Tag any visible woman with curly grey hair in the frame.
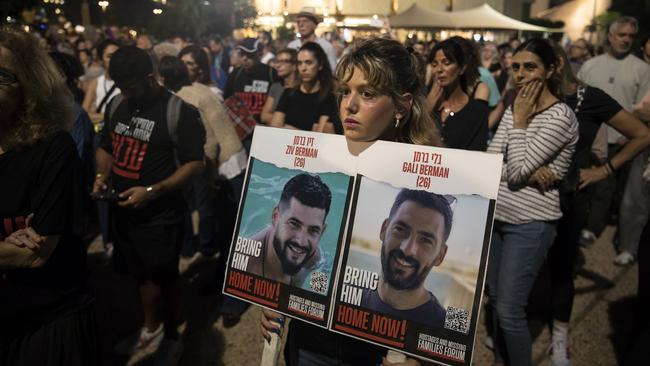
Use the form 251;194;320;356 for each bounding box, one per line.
0;27;97;365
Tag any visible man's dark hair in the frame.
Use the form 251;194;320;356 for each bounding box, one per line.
158;56;190;92
389;189;454;242
109;45;154;83
97;38;119;59
279;173;332;217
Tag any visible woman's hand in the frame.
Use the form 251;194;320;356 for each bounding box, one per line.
513;80;543;128
529;166;558;191
260;308;284;342
579;165;609;190
382;357;421;366
426;80;443;113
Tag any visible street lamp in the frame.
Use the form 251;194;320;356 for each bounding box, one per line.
98;1;109;12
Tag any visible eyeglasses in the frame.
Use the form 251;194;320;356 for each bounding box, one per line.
0;68;17;86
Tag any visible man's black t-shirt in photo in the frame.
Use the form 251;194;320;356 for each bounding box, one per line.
276;88;342;133
0;131;88;336
99;89;206;226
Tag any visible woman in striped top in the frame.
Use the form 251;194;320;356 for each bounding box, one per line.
486;38;578;366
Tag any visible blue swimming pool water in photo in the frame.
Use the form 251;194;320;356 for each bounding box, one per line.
237;159;351;295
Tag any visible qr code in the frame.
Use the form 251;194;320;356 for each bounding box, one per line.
309;271;328;294
444;306;469;333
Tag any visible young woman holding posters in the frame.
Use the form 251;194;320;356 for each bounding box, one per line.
260;37;441;366
486;38;578;366
270;42;342;134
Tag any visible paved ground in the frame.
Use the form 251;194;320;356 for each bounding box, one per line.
90;225;641;365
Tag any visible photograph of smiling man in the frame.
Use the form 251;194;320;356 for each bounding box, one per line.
224;144;353;327
359;188;453;328
246;172;332;287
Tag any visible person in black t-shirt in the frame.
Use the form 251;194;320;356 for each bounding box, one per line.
0;27;98;366
224;38;279;125
360;189;452;328
271;42;342;134
94;46;205;360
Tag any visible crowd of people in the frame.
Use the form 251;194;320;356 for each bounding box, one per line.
1;6;650;366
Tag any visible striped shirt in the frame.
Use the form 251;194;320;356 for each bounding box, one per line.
488;102;578;224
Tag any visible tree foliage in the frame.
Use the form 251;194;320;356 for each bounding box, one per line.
147;0;256;40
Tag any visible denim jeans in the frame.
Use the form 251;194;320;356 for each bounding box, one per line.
487;220;557;366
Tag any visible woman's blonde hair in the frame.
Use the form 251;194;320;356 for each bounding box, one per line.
0;26;73;151
336;37;441;147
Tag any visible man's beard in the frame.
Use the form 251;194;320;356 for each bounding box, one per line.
273;234;313;275
381;247;432;290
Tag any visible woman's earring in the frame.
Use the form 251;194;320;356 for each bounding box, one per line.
395;115;401;128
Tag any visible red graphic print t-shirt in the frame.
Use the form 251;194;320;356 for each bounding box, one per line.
99;90;205;225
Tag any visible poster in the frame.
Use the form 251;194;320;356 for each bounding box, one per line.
330;140;502;365
223;126;355;327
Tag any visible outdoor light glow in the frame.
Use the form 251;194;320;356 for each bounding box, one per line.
55;8;61;14
75;25;85;33
473;33;481;41
256;15;284;27
161;0;167;4
343;17;371;26
129;30;137;37
153;8;163;15
98;1;109;12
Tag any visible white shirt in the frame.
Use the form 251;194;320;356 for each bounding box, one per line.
95;74;121;113
578;53;650;143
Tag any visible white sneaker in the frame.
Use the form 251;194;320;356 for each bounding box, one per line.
114;323;164;357
614;251;635;266
548;339;571;366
